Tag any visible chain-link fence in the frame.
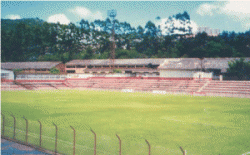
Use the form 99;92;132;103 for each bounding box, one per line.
1;113;190;155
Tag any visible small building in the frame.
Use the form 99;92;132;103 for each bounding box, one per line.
158;58;201;79
1;61;65;74
1;69;14;81
158;58;213;80
158;58;250;80
203;58;250;80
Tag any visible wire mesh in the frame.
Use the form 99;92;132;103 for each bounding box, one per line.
15;117;26;142
4;114;15;139
57;126;74;155
151;145;178;155
28;120;40;147
75;129;94;155
96;134;119;155
41;124;57;152
1;115;4;136
121;134;148;155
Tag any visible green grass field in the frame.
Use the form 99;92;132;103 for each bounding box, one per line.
1;90;250;155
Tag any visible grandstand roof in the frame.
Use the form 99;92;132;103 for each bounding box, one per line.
159;58;250;73
203;58;250;72
158;58;201;70
66;59;166;66
1;61;62;70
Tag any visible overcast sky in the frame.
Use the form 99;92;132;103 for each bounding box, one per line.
2;1;250;33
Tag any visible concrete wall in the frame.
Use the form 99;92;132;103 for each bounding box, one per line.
16;74;67;80
160;70;213;79
1;69;14;80
67;74;93;78
160;70;196;78
67;73;131;78
193;72;213;79
106;74;130;77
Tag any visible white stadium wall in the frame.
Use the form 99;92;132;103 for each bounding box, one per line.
16;74;67;80
67;74;93;79
1;69;14;81
67;73;130;79
193;72;213;80
160;70;196;78
159;70;213;80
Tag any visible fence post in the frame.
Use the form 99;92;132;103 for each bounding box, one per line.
70;126;76;155
23;117;28;144
116;134;121;155
145;139;150;155
38;120;42;148
1;114;5;136
11;115;16;140
53;123;58;155
91;129;97;155
180;146;186;155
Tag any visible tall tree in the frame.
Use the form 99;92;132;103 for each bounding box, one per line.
227;58;250;80
165;11;192;36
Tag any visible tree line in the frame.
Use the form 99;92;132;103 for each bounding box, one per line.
2;12;250;63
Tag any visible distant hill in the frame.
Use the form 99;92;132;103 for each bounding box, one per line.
1;18;45;31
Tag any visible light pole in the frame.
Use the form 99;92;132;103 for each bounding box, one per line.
107;9;117;71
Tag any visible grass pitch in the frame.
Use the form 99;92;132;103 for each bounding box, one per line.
1;90;250;155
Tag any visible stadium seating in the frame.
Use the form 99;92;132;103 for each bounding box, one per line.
1;81;71;90
1;82;26;91
2;78;249;98
66;78;209;93
200;80;250;95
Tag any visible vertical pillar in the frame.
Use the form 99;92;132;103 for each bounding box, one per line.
116;134;121;155
1;114;5;136
70;126;76;155
180;146;186;155
11;115;16;140
53;123;58;155
91;129;97;155
38;120;42;148
145;139;150;155
23;117;28;144
220;75;223;81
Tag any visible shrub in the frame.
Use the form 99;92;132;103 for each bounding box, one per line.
227;58;250;80
113;69;122;73
50;67;60;74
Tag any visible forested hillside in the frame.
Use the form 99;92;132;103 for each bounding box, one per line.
2;13;250;63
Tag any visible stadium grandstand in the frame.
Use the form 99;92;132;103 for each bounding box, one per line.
65;58;250;80
1;58;250;98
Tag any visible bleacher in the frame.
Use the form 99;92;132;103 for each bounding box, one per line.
1;82;26;91
1;81;71;90
25;81;71;90
67;78;209;93
200;81;250;96
2;78;249;98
